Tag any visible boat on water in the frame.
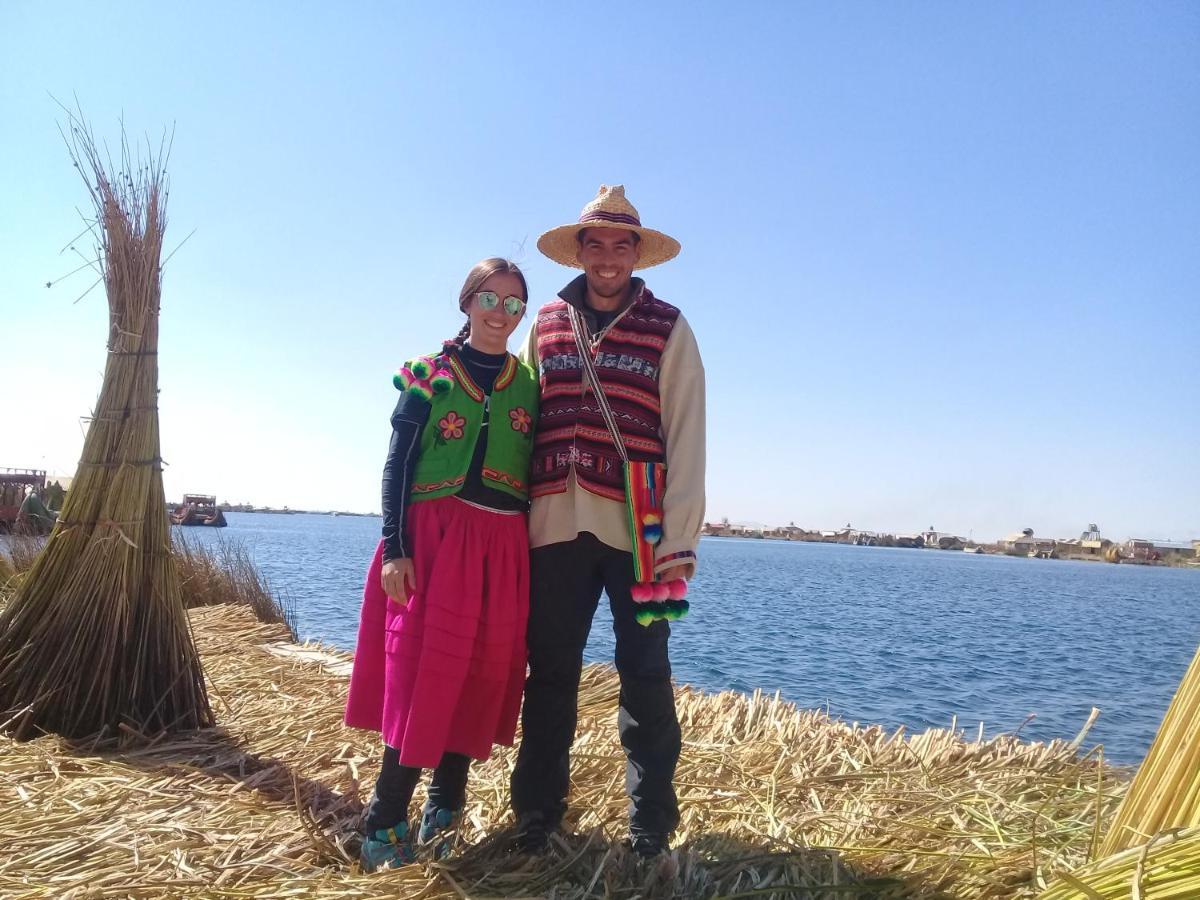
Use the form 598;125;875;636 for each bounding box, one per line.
171;494;228;527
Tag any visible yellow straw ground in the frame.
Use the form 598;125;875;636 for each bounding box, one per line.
0;604;1128;898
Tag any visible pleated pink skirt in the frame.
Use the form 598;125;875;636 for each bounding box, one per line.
344;496;529;767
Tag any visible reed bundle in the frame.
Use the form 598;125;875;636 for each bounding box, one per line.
1038;827;1200;899
0;602;1124;898
1036;642;1200;897
0;116;211;740
1098;643;1200;855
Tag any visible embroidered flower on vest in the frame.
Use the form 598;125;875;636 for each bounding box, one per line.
509;407;532;434
436;411;467;443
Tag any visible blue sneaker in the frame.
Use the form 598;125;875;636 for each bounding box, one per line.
360;821;415;872
418;805;461;859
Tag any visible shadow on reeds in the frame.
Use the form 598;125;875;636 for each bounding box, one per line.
68;724;361;867
436;826;912;899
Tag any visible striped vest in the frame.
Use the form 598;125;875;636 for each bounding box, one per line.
530;286;680;501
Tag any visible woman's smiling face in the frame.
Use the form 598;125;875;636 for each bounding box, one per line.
467;271;526;353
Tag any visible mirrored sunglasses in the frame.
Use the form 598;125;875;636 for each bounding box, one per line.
475;291;526;316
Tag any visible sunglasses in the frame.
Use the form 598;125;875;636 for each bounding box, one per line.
475;291;526;316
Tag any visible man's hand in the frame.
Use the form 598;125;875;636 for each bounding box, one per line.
381;558;415;604
658;564;690;584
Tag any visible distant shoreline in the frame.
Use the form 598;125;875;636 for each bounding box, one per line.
167;505;382;519
702;531;1200;569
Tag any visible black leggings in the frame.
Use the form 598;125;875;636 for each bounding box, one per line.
363;745;471;831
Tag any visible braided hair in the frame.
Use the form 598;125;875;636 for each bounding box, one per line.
442;257;529;356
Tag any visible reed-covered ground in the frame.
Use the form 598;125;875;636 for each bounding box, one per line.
0;539;1129;898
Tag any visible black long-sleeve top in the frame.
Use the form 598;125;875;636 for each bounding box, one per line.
380;344;526;561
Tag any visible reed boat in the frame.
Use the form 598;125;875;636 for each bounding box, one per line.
171;494;228;527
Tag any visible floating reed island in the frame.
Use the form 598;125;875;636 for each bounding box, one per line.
0;539;1140;899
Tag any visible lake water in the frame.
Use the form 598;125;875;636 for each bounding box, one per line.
176;512;1199;765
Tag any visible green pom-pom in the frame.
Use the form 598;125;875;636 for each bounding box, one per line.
430;371;453;394
635;608;656;627
394;366;416;391
409;382;434;401
665;600;689;621
410;358;433;380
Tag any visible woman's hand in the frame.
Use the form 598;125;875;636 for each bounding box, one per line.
381;558;415;604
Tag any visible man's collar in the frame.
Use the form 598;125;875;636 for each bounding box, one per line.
558;274;645;316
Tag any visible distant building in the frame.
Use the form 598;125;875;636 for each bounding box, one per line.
729;524;764;538
1124;539;1160;562
1073;523;1112;557
767;524;813;541
1000;528;1052;556
921;527;965;551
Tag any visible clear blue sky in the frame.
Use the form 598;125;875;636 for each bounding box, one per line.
2;2;1197;542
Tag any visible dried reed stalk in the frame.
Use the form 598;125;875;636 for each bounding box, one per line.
0;603;1125;898
0;113;211;740
1039;826;1200;899
1097;643;1200;855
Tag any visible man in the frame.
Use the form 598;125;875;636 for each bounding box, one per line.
511;184;706;857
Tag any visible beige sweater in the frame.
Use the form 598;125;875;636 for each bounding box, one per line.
518;306;706;578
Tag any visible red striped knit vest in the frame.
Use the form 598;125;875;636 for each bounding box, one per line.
530;285;680;502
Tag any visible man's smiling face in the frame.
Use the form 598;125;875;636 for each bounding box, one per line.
576;227;641;300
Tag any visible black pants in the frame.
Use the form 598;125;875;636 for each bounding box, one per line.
510;533;681;838
363;745;471;831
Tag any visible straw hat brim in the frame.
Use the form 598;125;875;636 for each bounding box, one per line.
537;222;681;270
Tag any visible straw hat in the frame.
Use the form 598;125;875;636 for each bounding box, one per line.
537;184;681;269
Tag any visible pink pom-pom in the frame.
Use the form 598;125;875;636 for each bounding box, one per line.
630;583;655;603
394;366;416;390
651;582;670;602
666;578;688;600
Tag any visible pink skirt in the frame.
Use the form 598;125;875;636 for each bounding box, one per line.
344;496;529;767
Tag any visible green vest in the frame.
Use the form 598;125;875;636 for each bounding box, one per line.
409;351;539;503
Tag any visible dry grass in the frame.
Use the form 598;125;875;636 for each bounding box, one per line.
0;603;1128;899
174;534;297;640
2;533;295;640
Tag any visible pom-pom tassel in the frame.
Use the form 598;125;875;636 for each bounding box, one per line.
430;369;454;394
394;366;416;391
410;357;433;380
630;583;655;603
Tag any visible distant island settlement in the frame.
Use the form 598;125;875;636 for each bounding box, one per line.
703;520;1200;569
210;502;379;518
3;469;1195;568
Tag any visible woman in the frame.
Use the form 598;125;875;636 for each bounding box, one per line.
345;258;538;871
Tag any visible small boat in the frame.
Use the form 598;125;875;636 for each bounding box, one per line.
171;494;228;527
962;545;983;554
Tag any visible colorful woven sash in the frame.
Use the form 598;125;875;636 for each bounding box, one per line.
567;305;689;626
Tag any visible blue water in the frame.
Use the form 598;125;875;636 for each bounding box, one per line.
177;513;1199;765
